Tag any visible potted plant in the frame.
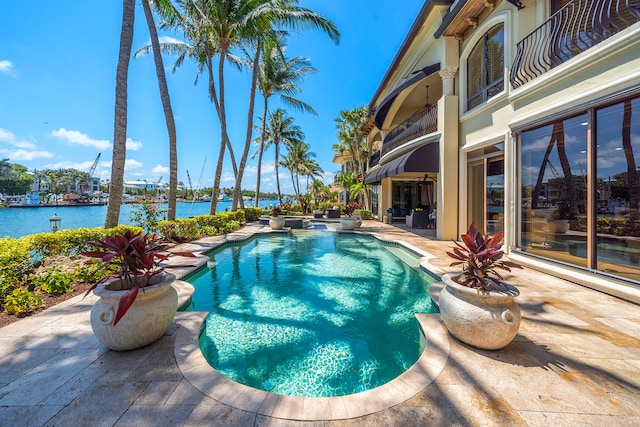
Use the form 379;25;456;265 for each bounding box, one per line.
269;205;285;230
439;223;523;350
548;203;572;234
340;203;357;230
82;231;196;351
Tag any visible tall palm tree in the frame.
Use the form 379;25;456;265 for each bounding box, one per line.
141;0;180;220
622;100;639;221
105;0;136;228
253;36;318;208
261;108;304;203
231;0;340;210
334;105;371;208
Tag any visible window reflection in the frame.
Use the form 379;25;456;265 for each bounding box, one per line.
596;99;640;281
520;114;588;267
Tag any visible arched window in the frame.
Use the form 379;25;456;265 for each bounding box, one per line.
467;24;504;111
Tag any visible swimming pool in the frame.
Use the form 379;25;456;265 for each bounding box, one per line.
188;229;437;397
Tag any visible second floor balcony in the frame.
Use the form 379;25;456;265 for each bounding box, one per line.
381;104;438;158
510;0;640;89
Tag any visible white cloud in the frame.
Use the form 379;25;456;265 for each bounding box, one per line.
152;164;169;174
43;160;94;170
50;128;111;150
221;171;236;183
159;36;185;44
0;60;14;74
0;128;36;149
0;148;54;161
125;159;143;171
126;138;143;151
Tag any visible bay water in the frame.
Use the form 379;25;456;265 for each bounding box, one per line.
0;200;278;239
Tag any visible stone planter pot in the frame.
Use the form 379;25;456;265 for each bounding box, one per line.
269;216;285;230
91;272;178;351
340;217;356;230
438;272;520;350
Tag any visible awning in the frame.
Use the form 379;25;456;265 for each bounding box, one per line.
364;142;439;184
374;63;440;129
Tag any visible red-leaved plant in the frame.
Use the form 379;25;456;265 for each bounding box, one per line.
82;231;196;325
446;223;522;292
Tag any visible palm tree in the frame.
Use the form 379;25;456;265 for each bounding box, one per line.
142;0;178;220
141;0;180;220
231;1;339;210
261;108;304;203
105;0;135;228
622;100;639;221
253;36;318;208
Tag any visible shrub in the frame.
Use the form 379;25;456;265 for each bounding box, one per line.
158;218;200;242
129;202;167;233
4;288;43;315
242;208;263;222
357;209;372;220
0;237;33;287
75;263;113;284
32;267;74;296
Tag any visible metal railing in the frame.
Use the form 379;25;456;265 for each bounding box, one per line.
381;104;438;157
510;0;640;89
368;151;380;169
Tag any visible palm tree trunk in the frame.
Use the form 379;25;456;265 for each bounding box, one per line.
233;41;261;211
532;126;558;210
254;97;269;208
622;100;639;221
105;0;135;229
275;139;282;204
142;0;177;220
210;50;228;215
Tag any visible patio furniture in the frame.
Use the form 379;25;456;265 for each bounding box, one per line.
326;208;340;218
406;209;429;229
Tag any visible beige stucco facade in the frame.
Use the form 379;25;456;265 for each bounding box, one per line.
359;0;640;302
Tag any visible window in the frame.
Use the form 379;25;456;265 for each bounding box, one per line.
518;96;640;283
467;24;504;111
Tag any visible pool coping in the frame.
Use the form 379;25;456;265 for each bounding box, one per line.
172;223;451;421
174;312;449;421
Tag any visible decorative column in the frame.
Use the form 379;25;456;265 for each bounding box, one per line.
439;66;458;96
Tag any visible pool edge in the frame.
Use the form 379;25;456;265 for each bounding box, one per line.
174;311;450;421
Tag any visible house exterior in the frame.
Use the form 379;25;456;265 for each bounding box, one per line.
362;0;640;302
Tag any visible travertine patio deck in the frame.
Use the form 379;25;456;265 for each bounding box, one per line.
1;221;639;426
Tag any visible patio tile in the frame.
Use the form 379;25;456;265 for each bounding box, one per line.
183;402;256;426
0;404;64;427
0;347;61;386
166;378;217;405
44;380;149;427
133;380;180;405
518;411;640;426
114;403;195;427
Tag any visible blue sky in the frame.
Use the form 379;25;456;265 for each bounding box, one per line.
0;1;423;195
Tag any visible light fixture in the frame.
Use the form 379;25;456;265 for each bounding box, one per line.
49;213;61;233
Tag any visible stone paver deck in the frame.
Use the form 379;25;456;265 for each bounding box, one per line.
0;221;639;426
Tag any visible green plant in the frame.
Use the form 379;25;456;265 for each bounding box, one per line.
4;288;43;315
357;209;372;220
447;223;522;292
82;231;196;325
129;202;166;233
241;207;263;222
271;205;282;217
32;267;74;296
75;263;113;284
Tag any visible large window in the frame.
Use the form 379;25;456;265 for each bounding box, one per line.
518;96;640;283
467;24;504;110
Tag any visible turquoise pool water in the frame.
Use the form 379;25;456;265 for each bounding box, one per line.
189;229;437;397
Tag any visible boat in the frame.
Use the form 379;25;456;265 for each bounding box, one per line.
217;194;231;202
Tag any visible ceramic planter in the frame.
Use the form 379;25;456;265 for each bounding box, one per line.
548;219;570;234
340;217;356;230
438;272;520;350
269;217;285;230
91;272;178;351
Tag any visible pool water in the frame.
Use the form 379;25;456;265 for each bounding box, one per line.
189;230;437;397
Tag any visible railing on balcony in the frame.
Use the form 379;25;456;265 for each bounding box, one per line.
510;0;640;89
368;151;380;169
381;104;438;157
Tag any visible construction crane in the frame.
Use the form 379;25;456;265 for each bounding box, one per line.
155;176;163;200
186;170;194;199
88;153;101;177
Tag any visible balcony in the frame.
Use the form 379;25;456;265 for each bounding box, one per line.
510;0;640;89
381;104;438;158
369;151;380;169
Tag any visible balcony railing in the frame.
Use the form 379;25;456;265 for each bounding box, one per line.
510;0;640;89
381;104;438;157
369;151;380;169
